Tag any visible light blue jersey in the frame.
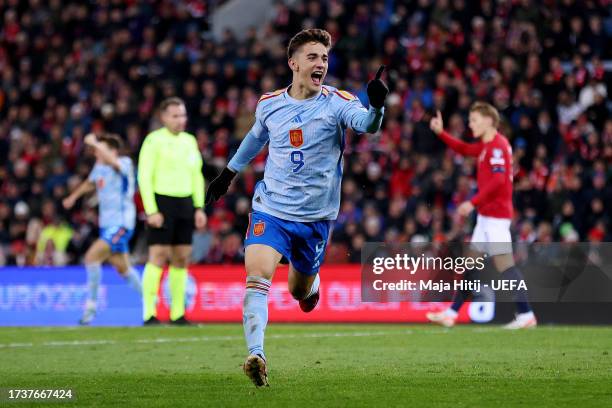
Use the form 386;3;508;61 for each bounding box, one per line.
228;85;384;222
88;156;136;229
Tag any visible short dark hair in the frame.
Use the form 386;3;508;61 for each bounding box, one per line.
159;97;185;112
98;133;123;151
287;28;332;59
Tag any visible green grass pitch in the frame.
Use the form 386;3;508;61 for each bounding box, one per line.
1;324;611;407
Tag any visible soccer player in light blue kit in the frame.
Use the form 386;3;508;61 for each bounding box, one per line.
206;29;388;386
63;133;141;325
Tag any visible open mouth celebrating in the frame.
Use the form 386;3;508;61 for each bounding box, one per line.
311;71;324;86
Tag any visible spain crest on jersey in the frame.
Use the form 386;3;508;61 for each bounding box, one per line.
289;129;303;148
253;221;265;236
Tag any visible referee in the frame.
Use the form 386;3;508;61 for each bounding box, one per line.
138;97;206;324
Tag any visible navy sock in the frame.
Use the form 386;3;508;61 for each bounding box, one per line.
501;266;532;314
450;269;476;312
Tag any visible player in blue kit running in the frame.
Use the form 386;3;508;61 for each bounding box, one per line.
206;28;388;386
63;133;141;325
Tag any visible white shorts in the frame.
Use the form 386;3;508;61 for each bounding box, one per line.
470;214;513;256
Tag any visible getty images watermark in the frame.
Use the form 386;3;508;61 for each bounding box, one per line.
361;242;612;303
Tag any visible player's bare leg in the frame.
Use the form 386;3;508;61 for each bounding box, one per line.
492;254;537;329
491;253;514;273
242;244;281;387
80;239;111;325
142;245;170;324
168;245;192;324
108;253;142;294
288;265;320;312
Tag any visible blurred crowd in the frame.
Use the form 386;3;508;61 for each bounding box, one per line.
0;0;610;266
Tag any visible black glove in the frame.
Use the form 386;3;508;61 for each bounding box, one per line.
205;167;236;205
367;65;389;109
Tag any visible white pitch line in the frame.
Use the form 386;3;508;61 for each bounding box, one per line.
0;330;411;350
44;339;118;347
0;326;520;350
0;342;34;348
0;326;82;335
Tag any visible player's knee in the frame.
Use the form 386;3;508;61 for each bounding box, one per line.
84;251;98;265
150;256;166;268
114;263;128;275
245;265;273;280
170;254;190;269
171;259;189;269
149;249;170;267
493;254;514;272
245;259;274;280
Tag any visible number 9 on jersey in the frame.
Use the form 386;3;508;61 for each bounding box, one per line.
291;150;304;172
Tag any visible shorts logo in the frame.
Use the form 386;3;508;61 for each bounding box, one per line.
289;129;303;148
111;228;125;244
253;221;265;237
315;240;326;257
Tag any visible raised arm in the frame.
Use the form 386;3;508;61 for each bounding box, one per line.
85;134;121;171
337;65;388;134
339;102;385;134
430;111;483;157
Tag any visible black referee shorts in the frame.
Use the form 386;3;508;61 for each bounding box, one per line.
146;194;195;246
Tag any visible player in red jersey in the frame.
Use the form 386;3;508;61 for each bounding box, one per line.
427;102;537;329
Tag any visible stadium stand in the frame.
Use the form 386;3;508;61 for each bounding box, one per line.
0;0;610;266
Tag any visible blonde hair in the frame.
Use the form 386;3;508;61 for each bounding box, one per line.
470;102;500;128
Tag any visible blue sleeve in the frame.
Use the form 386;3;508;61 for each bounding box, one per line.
227;104;269;172
118;157;132;176
336;98;384;134
87;164;100;182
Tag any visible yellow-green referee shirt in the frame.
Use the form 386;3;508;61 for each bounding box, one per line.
138;127;205;215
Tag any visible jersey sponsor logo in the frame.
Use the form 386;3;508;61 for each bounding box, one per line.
289;129;304;148
253;221;265;237
490;148;505;165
